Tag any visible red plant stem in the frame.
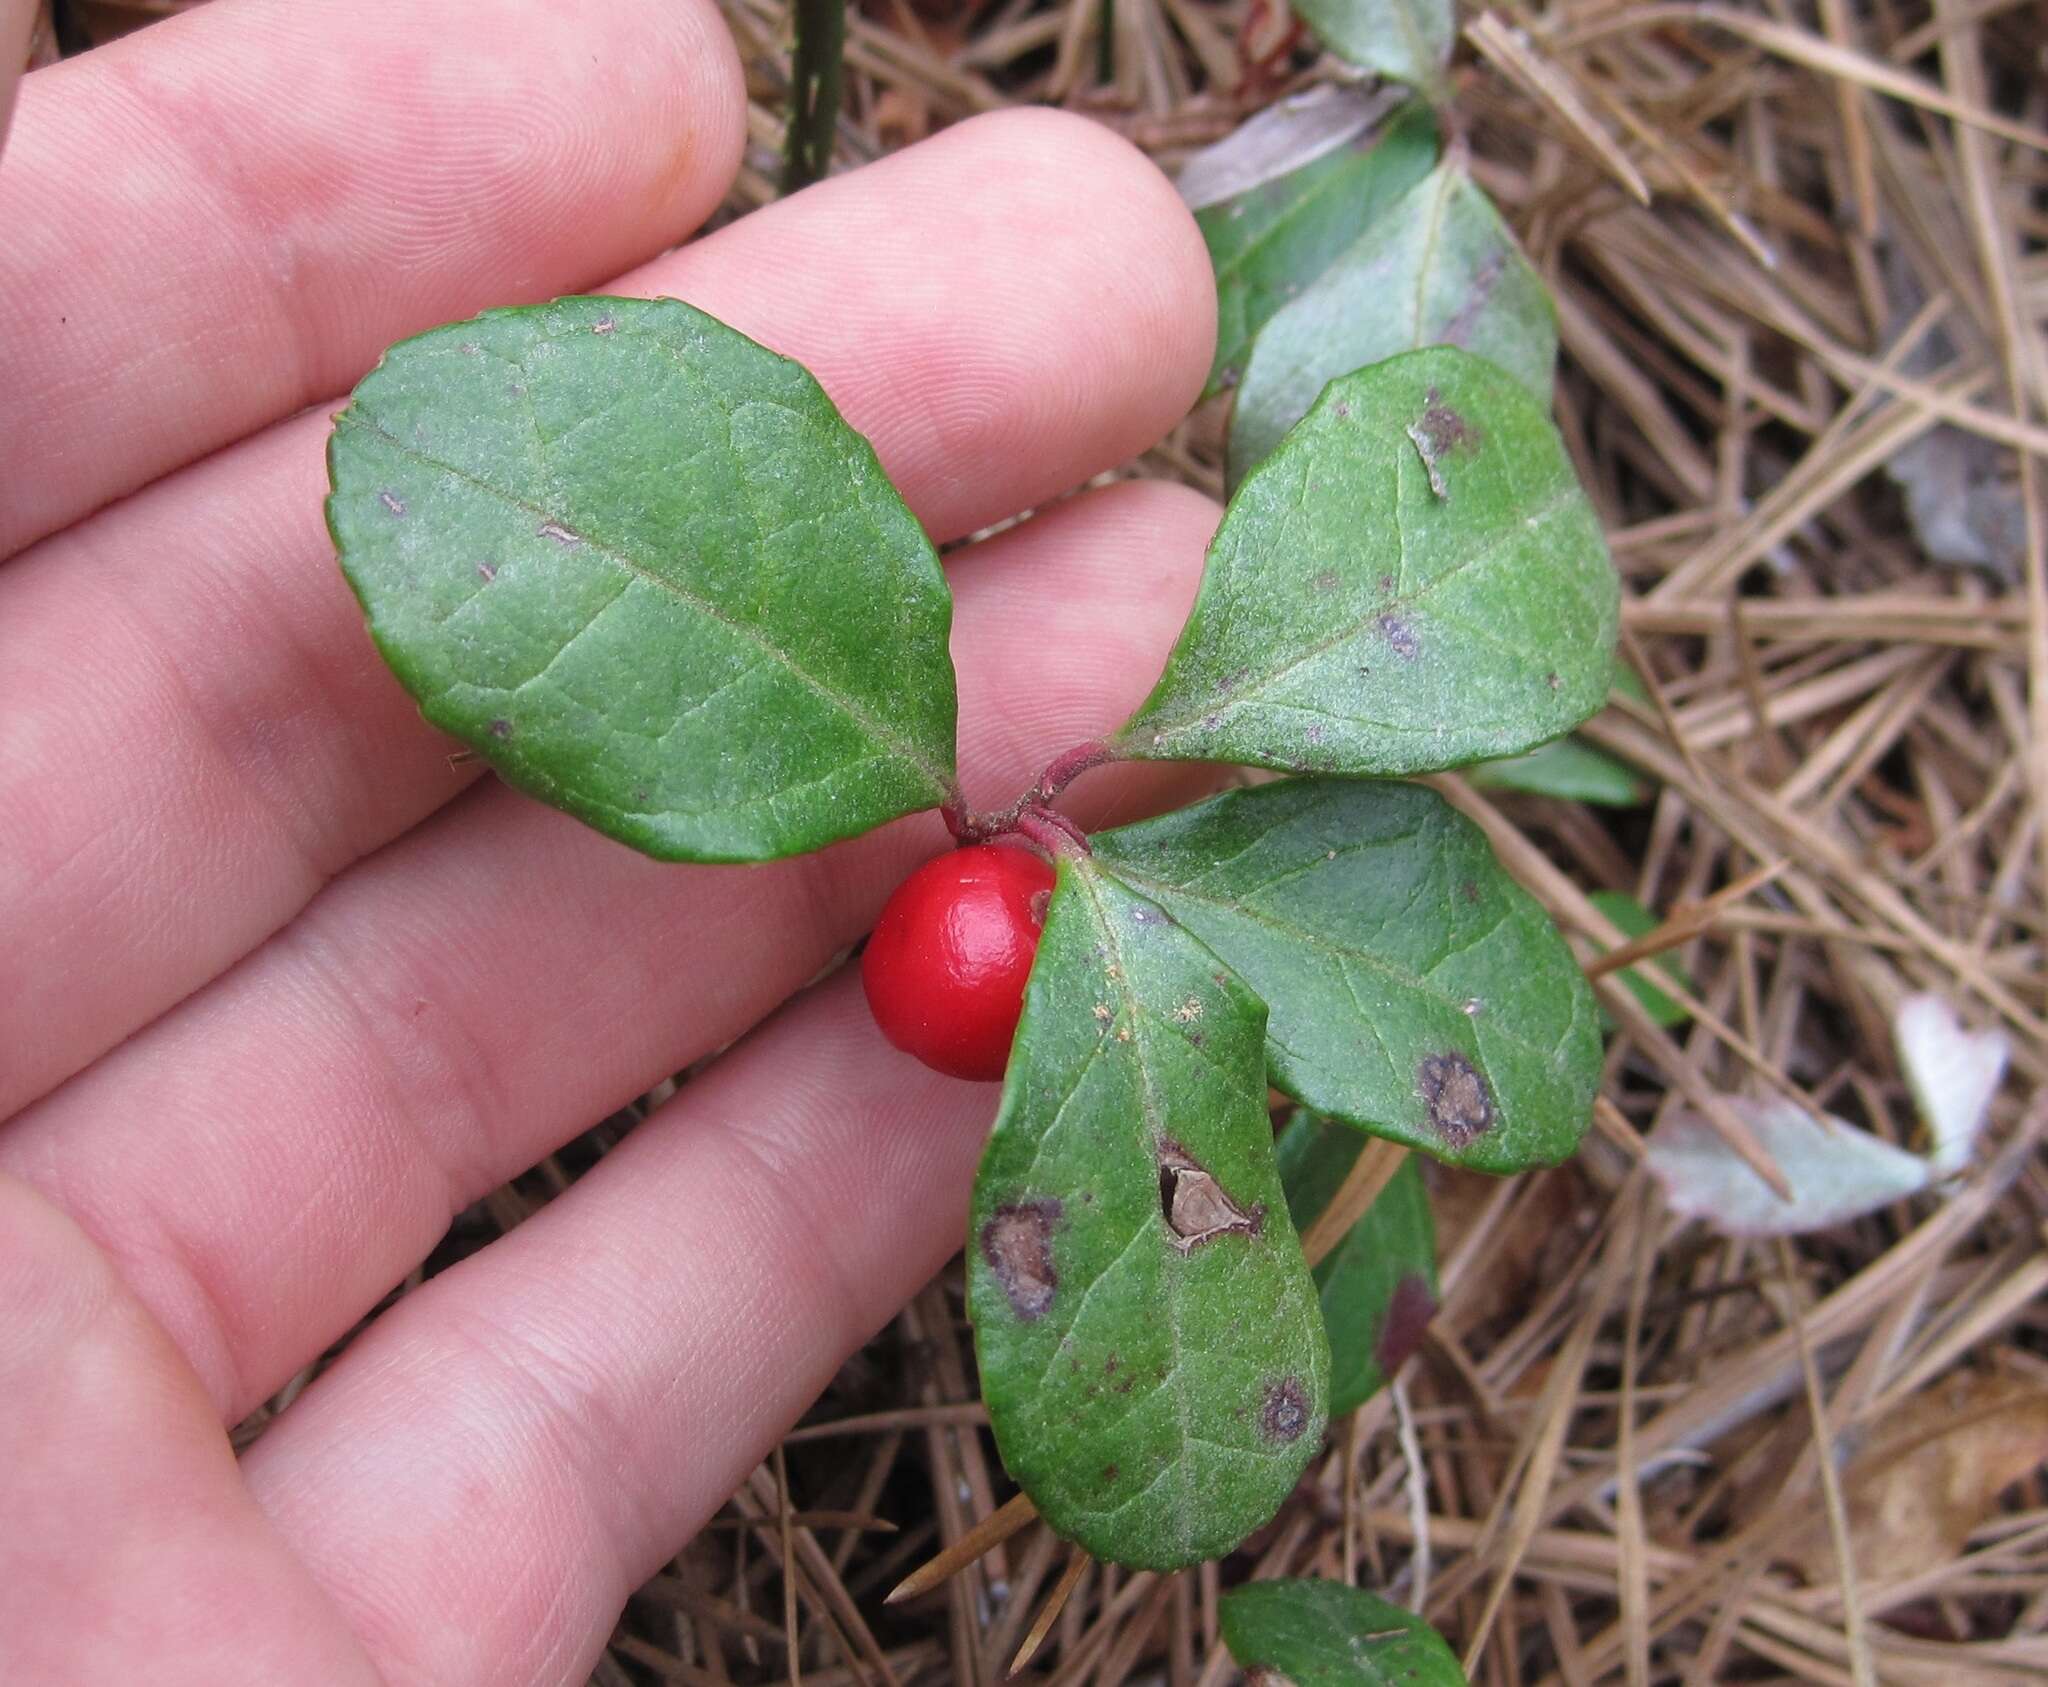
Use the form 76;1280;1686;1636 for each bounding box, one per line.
1013;806;1089;858
1028;740;1114;807
942;740;1122;849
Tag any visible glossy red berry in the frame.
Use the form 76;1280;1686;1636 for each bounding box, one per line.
862;844;1057;1082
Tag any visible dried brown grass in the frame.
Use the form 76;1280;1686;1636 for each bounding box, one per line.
54;0;2044;1677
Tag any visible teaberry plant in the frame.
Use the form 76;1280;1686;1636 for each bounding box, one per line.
324;14;1618;1666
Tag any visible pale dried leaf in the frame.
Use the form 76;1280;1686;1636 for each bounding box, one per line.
1176;83;1405;209
1647;1099;1930;1236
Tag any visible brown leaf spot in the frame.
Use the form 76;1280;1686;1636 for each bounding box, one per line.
1379;615;1420;660
1418;1053;1494;1146
1332;401;1352;420
981;1199;1061;1321
1406;389;1483;499
1312;568;1341;593
1459;879;1482;905
1375;1273;1438;1375
1101;1463;1120;1485
1419;388;1480;453
591;313;618;335
487;718;514;740
1157;1140;1264;1254
1260;1377;1310;1444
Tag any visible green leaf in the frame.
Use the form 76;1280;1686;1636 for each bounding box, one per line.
1221;1578;1468;1686
1197;101;1437;398
1468;736;1649;806
1289;0;1456;96
1118;348;1615;779
1278;1116;1438;1414
1093;778;1601;1173
1612;655;1651;706
327;295;956;863
1229;162;1557;486
1589;890;1694;1031
967;857;1329;1570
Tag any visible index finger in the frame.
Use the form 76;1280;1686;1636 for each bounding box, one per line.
0;0;745;556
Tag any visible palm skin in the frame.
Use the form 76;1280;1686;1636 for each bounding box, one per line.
0;1;1224;1680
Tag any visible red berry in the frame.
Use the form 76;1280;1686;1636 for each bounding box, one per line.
862;844;1057;1082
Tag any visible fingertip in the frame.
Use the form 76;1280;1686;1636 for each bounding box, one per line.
942;106;1218;416
932;107;1218;458
638;0;748;240
642;108;1217;539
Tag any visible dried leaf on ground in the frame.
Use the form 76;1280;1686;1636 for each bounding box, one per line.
1775;1371;2048;1592
1647;1097;1931;1236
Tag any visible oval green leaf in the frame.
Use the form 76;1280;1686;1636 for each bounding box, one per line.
1221;1578;1469;1687
1468;735;1650;806
1094;778;1601;1173
1196;100;1437;398
327;296;957;863
967;857;1329;1570
1290;0;1455;96
1589;889;1695;1030
1118;347;1617;778
1278;1115;1438;1414
1229;161;1557;486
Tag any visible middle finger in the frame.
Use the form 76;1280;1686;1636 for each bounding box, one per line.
0;109;1214;1120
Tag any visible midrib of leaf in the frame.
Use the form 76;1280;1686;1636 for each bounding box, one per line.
1072;861;1199;1558
340;411;952;798
1390;0;1445;93
1098;851;1561;1073
1406;165;1456;350
1130;478;1583;743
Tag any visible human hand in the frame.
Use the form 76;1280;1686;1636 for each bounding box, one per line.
0;1;1221;1679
